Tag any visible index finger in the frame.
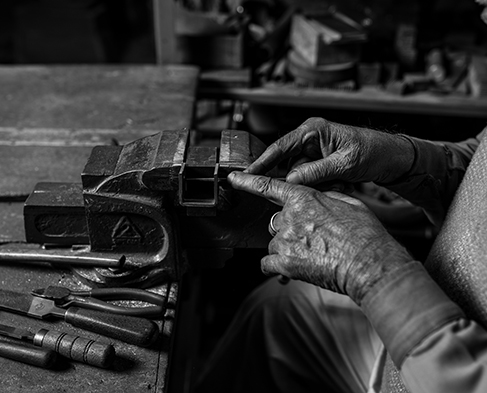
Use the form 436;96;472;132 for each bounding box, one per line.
227;171;305;206
245;131;303;175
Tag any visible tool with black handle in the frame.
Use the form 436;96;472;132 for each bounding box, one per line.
0;338;57;369
0;289;159;347
0;323;115;368
32;285;166;319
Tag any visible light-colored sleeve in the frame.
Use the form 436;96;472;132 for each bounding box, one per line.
402;318;487;393
380;131;484;227
361;261;487;393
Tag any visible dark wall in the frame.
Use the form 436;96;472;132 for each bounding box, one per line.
1;0;486;66
0;0;155;64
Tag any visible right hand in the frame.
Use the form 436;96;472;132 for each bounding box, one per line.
228;172;413;305
245;117;415;187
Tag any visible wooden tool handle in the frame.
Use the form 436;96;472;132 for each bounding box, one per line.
65;307;159;347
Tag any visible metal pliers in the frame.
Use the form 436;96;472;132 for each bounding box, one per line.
31;286;168;319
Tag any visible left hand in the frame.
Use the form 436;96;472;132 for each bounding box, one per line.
244;117;414;187
228;171;413;305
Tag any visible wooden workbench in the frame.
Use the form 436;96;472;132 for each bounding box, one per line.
0;65;199;393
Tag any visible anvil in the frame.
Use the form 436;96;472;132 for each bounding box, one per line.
22;129;278;288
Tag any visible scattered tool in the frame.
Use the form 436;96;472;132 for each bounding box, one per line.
0;337;57;369
0;322;115;368
0;289;159;347
0;243;125;268
32;286;166;319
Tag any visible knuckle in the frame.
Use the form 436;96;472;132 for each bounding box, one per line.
305;117;324;126
284;189;313;211
252;176;273;195
297;117;321;135
282;186;304;205
308;117;329;132
260;255;275;276
267;141;283;155
268;238;278;254
307;165;325;183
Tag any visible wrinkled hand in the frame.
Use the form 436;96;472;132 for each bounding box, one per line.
245;117;414;186
228;172;413;305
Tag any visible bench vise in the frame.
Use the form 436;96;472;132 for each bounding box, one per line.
22;129;277;288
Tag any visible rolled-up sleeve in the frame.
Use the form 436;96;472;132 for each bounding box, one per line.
362;261;487;393
402;319;487;393
379;130;484;226
361;261;465;366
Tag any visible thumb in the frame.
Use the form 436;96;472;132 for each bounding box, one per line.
228;171;306;206
325;191;365;207
287;154;345;185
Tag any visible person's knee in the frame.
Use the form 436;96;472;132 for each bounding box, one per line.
240;277;356;333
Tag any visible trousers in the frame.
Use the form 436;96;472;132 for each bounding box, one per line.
195;277;382;393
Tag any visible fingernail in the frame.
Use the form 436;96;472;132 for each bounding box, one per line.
287;171;300;184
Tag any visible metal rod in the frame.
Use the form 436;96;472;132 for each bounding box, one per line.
0;244;125;268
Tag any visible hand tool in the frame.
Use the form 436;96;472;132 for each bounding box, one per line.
32;286;166;319
0;337;57;369
0;289;159;347
22;130;278;287
0;322;115;368
0;243;125;268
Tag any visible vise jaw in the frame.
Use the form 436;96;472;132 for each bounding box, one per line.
23;129;277;288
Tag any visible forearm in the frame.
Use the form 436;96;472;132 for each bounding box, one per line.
379;131;483;226
361;262;487;393
361;262;464;367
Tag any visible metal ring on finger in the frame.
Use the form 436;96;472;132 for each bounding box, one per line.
268;212;280;237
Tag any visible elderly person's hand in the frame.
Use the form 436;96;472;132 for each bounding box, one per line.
228;172;414;305
245;117;415;187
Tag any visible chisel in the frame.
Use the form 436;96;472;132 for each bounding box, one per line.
0;289;159;347
0;337;57;369
0;323;115;368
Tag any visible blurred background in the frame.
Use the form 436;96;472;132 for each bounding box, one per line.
1;0;486;140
